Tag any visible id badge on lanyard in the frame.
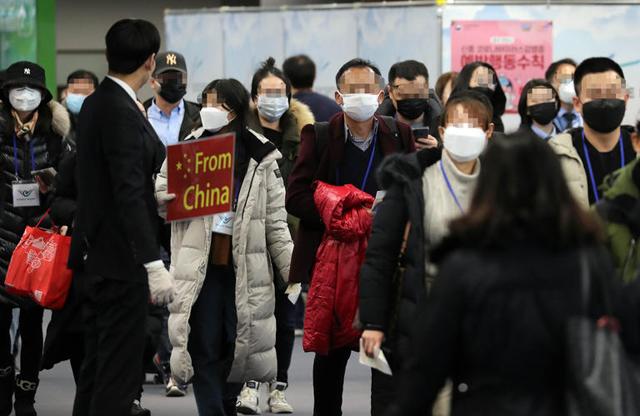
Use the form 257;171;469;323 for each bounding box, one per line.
12;134;39;207
213;179;241;236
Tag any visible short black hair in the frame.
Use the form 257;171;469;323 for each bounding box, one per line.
544;58;577;82
0;70;5;90
251;57;291;100
67;69;99;89
388;60;429;85
335;58;381;90
283;55;315;89
574;57;625;97
517;79;560;127
105;19;160;75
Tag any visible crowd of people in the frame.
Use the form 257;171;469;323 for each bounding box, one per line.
0;16;639;416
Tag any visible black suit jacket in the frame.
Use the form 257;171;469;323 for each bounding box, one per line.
69;78;166;282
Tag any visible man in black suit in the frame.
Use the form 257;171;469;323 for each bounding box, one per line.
69;19;175;416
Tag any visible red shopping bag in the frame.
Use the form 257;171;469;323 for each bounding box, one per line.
4;210;72;309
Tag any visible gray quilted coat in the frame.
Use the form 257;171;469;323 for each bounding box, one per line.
155;127;293;385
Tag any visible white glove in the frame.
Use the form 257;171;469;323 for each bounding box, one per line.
156;192;176;218
145;260;175;306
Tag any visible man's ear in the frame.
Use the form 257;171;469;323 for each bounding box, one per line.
631;131;640;155
486;123;495;140
335;90;343;106
573;95;582;114
377;90;384;105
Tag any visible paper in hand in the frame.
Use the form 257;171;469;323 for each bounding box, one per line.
285;283;302;305
359;338;393;376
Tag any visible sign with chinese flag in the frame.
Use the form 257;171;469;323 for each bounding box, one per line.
166;133;236;222
451;20;553;113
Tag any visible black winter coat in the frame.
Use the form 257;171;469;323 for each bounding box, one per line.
0;101;69;281
386;241;640;416
359;147;441;362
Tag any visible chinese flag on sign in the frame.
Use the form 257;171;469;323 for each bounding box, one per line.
166;133;236;222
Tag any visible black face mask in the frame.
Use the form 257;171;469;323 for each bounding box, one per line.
158;81;187;104
396;98;428;121
528;102;558;126
582;99;626;133
471;86;495;102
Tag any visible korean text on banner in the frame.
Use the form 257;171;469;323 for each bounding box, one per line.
451;20;553;113
166;133;236;222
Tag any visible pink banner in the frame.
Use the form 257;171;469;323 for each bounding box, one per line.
451;20;553;114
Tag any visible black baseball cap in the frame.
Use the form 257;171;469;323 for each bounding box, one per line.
2;61;52;103
154;51;187;75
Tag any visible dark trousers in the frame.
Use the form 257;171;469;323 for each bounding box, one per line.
274;289;296;384
189;265;242;416
312;347;395;416
156;308;171;365
0;303;44;380
72;273;148;416
371;369;395;416
313;347;352;416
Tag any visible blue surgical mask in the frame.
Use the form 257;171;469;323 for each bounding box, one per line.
257;95;289;122
66;93;87;115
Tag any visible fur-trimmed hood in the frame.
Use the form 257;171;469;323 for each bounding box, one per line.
377;147;442;190
49;100;71;138
287;98;315;136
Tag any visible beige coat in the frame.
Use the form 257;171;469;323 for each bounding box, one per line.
155;128;293;385
548;132;590;208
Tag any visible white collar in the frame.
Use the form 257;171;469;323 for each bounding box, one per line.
107;75;137;103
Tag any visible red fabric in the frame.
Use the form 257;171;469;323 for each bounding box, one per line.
303;181;374;355
5;225;73;309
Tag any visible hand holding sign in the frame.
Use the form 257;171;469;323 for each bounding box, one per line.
166;133;236;222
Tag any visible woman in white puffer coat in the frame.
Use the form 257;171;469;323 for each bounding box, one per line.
155;78;293;416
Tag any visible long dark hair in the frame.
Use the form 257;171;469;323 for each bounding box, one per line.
448;132;602;250
200;78;256;178
452;61;506;117
517;79;560;127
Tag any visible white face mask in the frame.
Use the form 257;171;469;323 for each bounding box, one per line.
257;95;289;122
200;107;232;133
558;80;576;105
443;126;487;163
9;87;42;112
338;92;381;122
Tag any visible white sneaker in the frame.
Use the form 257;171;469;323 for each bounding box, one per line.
268;382;293;414
166;376;187;397
237;381;261;415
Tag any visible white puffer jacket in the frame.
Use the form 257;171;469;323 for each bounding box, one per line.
155;127;293;385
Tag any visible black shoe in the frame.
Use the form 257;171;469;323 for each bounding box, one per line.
223;399;238;416
14;377;37;416
131;400;151;416
0;366;14;416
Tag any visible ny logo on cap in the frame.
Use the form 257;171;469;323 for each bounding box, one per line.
24;68;30;75
166;54;177;66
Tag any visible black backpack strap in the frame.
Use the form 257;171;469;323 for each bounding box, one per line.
314;121;331;164
378;115;403;152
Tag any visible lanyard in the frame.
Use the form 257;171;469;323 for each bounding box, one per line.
582;130;624;203
440;160;465;215
336;133;378;191
13;134;35;179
